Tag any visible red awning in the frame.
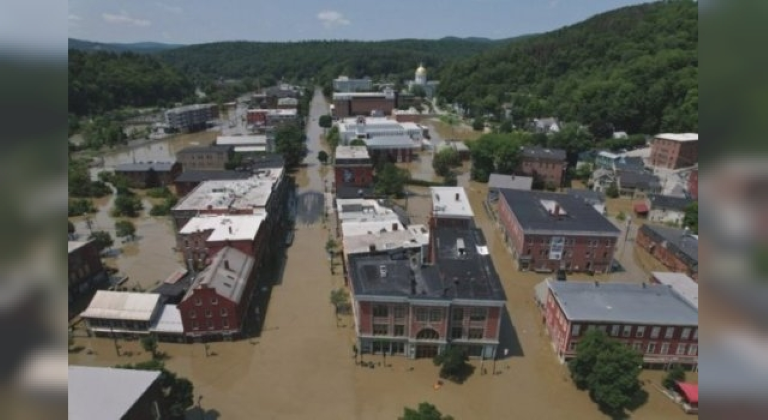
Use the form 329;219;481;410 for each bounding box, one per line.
633;202;649;213
676;381;698;404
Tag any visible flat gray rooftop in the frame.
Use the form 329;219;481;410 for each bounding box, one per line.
69;366;161;420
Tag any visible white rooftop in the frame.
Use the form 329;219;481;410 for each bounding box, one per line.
216;135;268;146
335;145;370;160
69;366;161;420
655;133;698;142
651;272;699;310
80;291;161;321
68;240;89;253
342;219;406;238
234;145;267;153
183;246;254;304
150;304;184;334
336;198;399;221
431;187;474;218
173;169;283;212
179;214;265;242
343;228;424;255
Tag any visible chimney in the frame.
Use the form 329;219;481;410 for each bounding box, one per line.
455;192;460;201
224;260;230;271
392;223;398;231
554;204;560;216
369;244;376;253
228;226;233;234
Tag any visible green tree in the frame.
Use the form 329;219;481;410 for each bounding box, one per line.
374;162;410;198
400;402;454;420
472;118;485;131
568;329;644;415
682;201;698;234
662;364;686;389
468;132;527;182
411;84;427;98
115;220;137;241
88;230;113;253
113;195;143;217
433;346;472;383
349;139;366;146
432;148;460;177
318;150;329;164
606;181;620;198
275;123;306;168
140;334;159;359
69;198;97;217
330;287;350;315
318;114;333;129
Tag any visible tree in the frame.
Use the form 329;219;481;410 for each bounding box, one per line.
113;195;143;217
433;346;472;383
140;334;159;359
318;150;329;164
663;364;686;389
606;181;620;198
330;287;350;323
318;114;333;129
400;402;454;420
69;198;97;217
568;329;643;415
468;132;527;182
472;118;485;131
411;85;427;98
682;201;698;234
88;231;113;253
275;123;306;168
432;148;460;177
374;163;410;198
115;220;137;241
349;139;366;146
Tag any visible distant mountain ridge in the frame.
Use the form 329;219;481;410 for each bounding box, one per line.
68;38;185;53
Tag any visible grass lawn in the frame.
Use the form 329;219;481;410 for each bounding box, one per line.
428;119;483;142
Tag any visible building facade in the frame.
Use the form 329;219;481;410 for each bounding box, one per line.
637;224;699;280
113;161;182;188
81;291;163;338
334;146;373;188
650;133;699;169
68;240;107;309
518;146;568;188
176;145;233;171
497;189;621;273
332;89;397;118
165;104;219;132
177;214;267;270
333;76;373;92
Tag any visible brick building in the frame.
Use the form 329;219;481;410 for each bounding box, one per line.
497;189;621;273
69;366;166;420
688;168;698;200
178;247;257;340
650;133;698;169
177;214;266;270
113;161;182;188
332;90;397;118
176;145;233;171
518;146;567;188
650;272;698;310
68;240;106;308
173;170;253;197
637;224;699;280
245;109;299;128
537;279;698;367
334;146;373;188
430;187;475;230
165;103;218;132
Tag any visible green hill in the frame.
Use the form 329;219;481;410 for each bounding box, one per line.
68;38;185;54
437;1;698;134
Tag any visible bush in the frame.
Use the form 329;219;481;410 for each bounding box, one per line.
112;195;143;217
662;364;686;389
616;211;627;221
433;346;473;383
146;187;173;198
150;196;178;216
68;199;96;217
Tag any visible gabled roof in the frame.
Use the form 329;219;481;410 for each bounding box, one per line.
80;291;161;321
639;224;698;268
182;247;254;305
488;174;533;191
617;169;661;190
648;194;693;212
520;145;567;161
69;366;161;420
174;170;253;183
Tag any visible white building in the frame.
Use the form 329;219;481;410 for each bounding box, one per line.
338;116;423;144
333;75;373;92
406;63;440;98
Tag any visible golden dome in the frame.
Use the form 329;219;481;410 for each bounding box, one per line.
416;64;427;76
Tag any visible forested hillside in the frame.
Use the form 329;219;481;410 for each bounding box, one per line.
437;1;698;135
68;38;185;53
157;38;509;83
69;50;194;116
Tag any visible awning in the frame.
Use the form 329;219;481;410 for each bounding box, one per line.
633;202;649;213
676;381;698;404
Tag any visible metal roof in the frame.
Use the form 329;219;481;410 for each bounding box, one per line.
149;304;184;334
547;280;698;325
648;194;693;212
639;224;699;267
69;366;161;420
80;291;161;321
488;174;533;191
182;247;254;305
114;161;176;172
651;272;698;309
521;145;567;161
655;133;698;142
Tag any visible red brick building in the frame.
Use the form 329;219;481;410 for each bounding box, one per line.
332;90;397;118
113;161;182;188
688;168;698;200
178;246;257;340
334;146;373;188
637;224;699;280
650;133;698;169
68;240;106;311
537;279;698;367
497;189;621;273
177;214;267;270
518;146;567;188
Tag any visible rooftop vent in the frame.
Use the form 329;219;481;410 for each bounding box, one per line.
379;265;387;278
457;238;466;256
224;260;230;271
455;192;460;201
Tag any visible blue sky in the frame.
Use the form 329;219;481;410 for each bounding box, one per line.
68;0;653;44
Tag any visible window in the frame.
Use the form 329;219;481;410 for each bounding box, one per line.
394;306;406;320
660;343;670;355
192;321;199;330
205;310;212;318
220;308;228;317
189;310;197;319
468;328;484;339
452;308;464;321
211;297;218;305
568;341;578;351
585;251;591;258
450;327;463;339
394;325;405;337
650;326;661;339
571;324;581;337
622;325;632;338
681;327;691;340
665;327;675;339
222;319;229;329
416;308;428;322
194;297;202;306
647;342;657;354
373;324;388;336
610;325;620;337
676;344;687;355
632;342;643;352
469;308;487;322
429;309;442;323
693;328;698;340
598;325;607;333
373;305;388;318
687;344;698;356
635;326;646;338
206;319;214;330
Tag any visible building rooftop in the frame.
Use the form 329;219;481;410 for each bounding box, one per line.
179;214;265;242
655;133;698;142
639;224;699;269
167;103;216;113
335;145;370;160
617;169;661;190
565;188;606;205
546;280;698;325
431;187;474;218
521;145;567;161
216;135;268;147
68;240;90;254
488;174;533;191
651;272;698;310
499;189;620;236
173;169;283;212
364;136;420;149
149;304;184;334
343;228;425;256
69;366;162;420
335;185;377;199
648;194;694;212
246;153;285;170
174;170;253;184
182;247;254;305
336;198;401;222
176;144;232;155
114;161;176;172
80;291;161;322
333;92;392;99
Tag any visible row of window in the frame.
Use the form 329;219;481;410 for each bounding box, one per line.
526;248;611;259
194;296;220;306
191;318;229;330
371;325;487;340
571;324;698;341
569;340;698;357
189;307;228;318
372;305;488;323
527;237;614;247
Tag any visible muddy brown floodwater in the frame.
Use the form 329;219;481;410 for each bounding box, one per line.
70;91;696;419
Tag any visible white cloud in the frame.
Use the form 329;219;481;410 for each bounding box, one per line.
156;3;183;14
102;10;151;27
317;10;350;29
548;0;560;9
68;14;81;21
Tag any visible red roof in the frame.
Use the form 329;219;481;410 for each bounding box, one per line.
676;381;698;404
633;202;649;213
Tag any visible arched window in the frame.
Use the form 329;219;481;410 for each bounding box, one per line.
416;328;439;340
